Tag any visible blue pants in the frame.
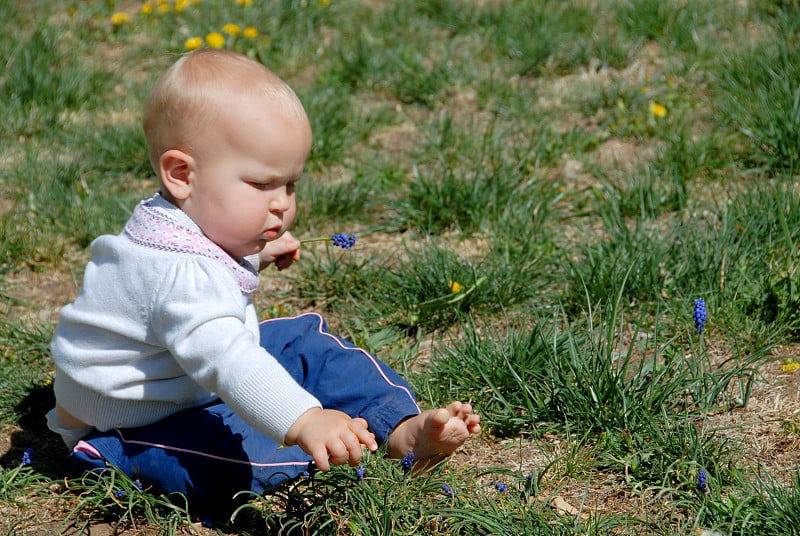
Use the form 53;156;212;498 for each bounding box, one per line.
71;313;420;513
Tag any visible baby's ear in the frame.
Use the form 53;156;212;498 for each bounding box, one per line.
159;149;195;201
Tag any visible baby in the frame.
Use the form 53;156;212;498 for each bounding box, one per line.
47;49;479;513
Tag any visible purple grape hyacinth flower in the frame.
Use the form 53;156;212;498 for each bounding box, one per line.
697;468;708;493
301;233;357;249
356;465;366;482
331;233;357;249
693;298;707;335
494;481;508;493
115;479;142;498
401;452;415;472
20;448;33;467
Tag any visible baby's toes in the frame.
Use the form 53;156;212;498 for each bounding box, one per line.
445;401;463;416
452;404;474;421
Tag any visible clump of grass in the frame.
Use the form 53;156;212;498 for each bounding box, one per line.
301;85;386;168
358;241;487;332
352;239;547;333
714;9;800;172
424;300;762;487
691;468;800;535
297;169;374;226
289;244;371;311
0;319;53;425
568;171;800;347
602;125;722;219
564;216;674;314
5;156;136;252
61;468;194;534
614;0;726;57
1;25;106;113
0;452;50;503
235;452;453;534
486;1;598;77
400;115;581;236
234;450;636;535
697;177;800;342
62;123;149;177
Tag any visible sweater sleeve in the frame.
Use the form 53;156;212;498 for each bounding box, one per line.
150;257;321;443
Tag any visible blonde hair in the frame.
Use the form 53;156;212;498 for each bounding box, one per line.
142;49;308;173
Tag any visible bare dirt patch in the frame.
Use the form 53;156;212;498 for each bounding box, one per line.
3;265;83;326
368;121;421;155
704;345;800;479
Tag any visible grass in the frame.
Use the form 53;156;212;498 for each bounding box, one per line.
2;0;800;534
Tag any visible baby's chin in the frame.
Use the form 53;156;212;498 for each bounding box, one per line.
221;241;265;260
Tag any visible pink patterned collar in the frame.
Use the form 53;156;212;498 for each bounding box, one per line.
123;194;259;295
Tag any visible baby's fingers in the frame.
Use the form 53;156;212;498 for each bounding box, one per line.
309;445;331;472
350;418;378;452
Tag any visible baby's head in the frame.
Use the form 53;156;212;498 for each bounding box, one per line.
142;49;311;182
142;49;312;258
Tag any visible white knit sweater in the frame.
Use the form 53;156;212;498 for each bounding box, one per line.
48;193;321;445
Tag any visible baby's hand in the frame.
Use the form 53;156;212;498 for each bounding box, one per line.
259;231;300;271
284;408;378;471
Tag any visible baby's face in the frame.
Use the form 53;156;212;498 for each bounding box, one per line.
181;95;312;259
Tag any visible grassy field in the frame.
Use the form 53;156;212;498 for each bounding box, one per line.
2;0;800;534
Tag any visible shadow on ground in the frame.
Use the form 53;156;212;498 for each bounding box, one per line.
0;383;73;476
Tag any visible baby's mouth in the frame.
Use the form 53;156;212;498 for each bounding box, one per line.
263;227;281;240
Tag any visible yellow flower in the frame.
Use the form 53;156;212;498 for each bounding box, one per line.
237;0;252;5
206;32;225;49
111;12;131;25
184;36;203;51
157;3;171;12
157;0;168;4
175;0;188;11
448;281;464;293
222;23;242;36
319;0;331;5
782;360;800;372
243;26;258;38
141;2;154;14
649;101;667;118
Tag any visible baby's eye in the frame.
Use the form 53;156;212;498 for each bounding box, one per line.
247;181;270;190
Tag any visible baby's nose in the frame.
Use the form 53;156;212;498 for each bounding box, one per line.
269;192;290;212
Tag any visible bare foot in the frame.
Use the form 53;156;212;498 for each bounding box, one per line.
387;401;480;468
